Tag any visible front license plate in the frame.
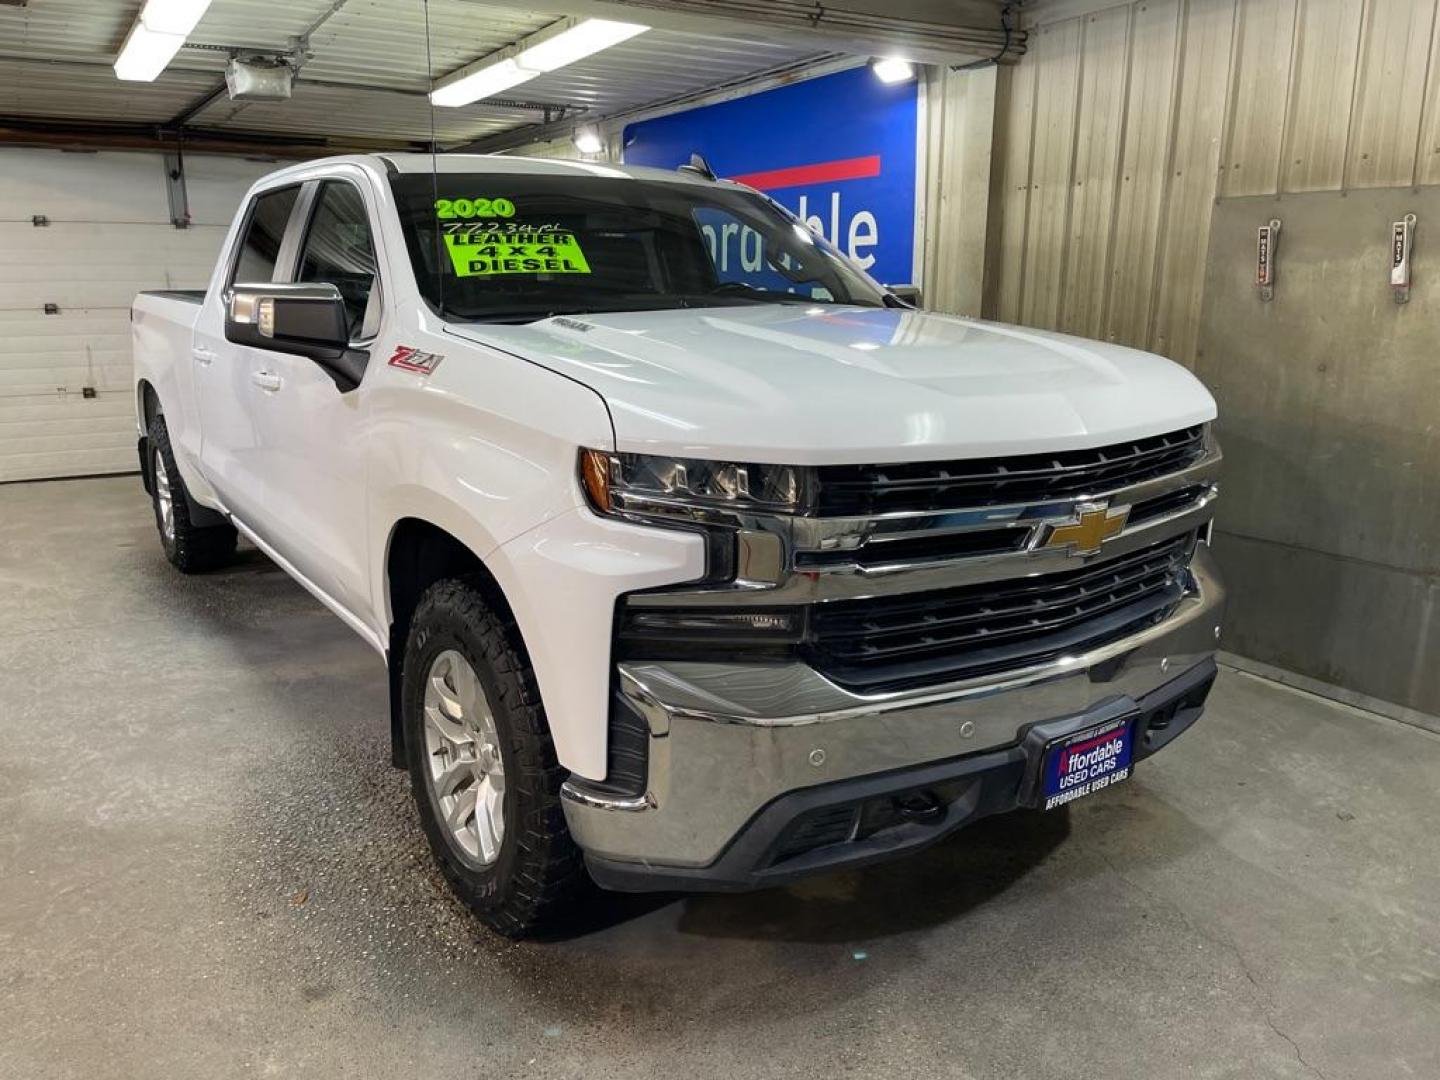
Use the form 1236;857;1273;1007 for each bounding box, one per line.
1041;716;1134;810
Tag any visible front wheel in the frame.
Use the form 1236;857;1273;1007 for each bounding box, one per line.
402;578;590;937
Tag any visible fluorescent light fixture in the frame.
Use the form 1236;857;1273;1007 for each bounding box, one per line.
573;127;604;155
114;22;187;81
113;0;211;82
141;0;211;35
430;58;532;108
432;17;648;107
871;57;916;84
521;19;648;72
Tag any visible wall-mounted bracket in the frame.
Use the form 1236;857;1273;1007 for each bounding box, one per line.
1391;213;1416;304
163;151;191;229
1256;219;1281;301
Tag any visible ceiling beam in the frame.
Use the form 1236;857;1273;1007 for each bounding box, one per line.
470;0;1026;65
0;115;429;158
167;80;229;129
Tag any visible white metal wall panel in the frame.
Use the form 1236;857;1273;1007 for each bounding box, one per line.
0;148;270;484
920;64;996;318
1344;0;1437;188
1018;19;1083;330
993;59;1038;323
1058;5;1130;340
1280;0;1365;192
1419;8;1440;187
1147;0;1236;365
1102;0;1181;348
1219;0;1297;198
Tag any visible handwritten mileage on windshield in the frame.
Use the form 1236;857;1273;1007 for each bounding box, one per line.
441;224;592;278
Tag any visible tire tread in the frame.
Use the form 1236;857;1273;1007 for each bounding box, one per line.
148;416;237;573
403;578;590;937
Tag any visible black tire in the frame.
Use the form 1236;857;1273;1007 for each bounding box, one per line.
402;578;590;937
148;414;237;573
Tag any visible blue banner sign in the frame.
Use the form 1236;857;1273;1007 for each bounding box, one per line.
622;66;921;286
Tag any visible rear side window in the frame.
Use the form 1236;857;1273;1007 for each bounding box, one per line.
296;181;378;337
233;186;300;283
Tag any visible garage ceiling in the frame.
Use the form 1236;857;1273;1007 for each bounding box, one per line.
0;0;1020;154
0;0;837;151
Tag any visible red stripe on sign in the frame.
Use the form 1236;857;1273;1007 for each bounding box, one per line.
729;154;882;191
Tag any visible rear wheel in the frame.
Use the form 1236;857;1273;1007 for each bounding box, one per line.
148;415;237;573
402;578;590;937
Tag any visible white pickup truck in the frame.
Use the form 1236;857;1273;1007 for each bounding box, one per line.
132;153;1225;936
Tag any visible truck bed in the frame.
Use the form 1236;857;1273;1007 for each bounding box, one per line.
132;290;205;454
138;289;205;304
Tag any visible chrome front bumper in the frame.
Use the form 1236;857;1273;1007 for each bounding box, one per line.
561;544;1226;875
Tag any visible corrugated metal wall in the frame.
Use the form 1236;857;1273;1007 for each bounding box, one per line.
973;0;1440;719
985;0;1440;366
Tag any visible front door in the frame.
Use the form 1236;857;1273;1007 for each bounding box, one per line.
195;175;381;623
243;177;382;618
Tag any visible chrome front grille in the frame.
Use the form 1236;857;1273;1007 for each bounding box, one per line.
802;532;1196;692
814;426;1207;517
619;426;1219;697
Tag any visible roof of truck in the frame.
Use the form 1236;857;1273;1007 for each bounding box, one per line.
275;152;726;189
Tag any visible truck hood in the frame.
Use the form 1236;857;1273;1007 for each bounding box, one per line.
448;305;1216;465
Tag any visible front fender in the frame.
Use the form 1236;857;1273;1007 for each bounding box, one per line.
487;509;704;780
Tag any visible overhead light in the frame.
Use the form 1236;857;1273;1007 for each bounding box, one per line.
432;17;648;107
519;19;648;71
871;57;916;84
114;23;186;81
573;127;604;155
430;59;532;107
141;0;212;34
113;0;212;82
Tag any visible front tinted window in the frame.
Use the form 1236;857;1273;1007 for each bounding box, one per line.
296;181;378;336
389;172;887;322
233;185;299;283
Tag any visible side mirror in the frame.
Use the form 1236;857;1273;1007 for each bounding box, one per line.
885;285;921;309
225;282;368;391
225;282;350;359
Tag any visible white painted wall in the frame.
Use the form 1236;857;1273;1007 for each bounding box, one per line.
0;148;274;483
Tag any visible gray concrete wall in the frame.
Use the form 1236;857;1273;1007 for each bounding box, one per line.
1197;188;1440;715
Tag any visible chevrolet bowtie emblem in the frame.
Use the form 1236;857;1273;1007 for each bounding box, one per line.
1043;501;1130;556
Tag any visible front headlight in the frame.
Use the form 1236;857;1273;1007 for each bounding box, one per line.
580;449;814;524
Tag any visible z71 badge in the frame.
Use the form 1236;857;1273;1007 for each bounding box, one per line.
387;346;443;375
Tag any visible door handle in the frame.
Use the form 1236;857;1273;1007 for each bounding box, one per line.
251;370;283;392
192;346;217;366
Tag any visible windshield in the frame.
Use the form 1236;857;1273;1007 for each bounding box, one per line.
389;171;889;322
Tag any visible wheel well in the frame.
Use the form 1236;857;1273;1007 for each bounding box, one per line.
384;519;517;767
139;380;160;428
137;381;160;494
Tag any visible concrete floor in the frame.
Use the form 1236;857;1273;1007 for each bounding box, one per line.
3;476;1439;1080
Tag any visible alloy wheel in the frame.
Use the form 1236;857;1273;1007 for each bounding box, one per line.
421;649;506;866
